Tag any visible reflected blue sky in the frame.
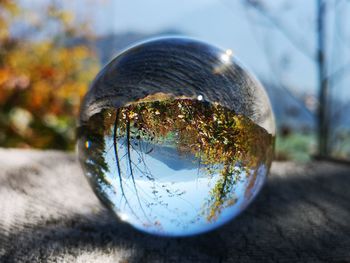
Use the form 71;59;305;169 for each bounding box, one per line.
99;134;266;236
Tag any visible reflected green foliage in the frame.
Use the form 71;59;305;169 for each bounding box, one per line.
77;112;113;206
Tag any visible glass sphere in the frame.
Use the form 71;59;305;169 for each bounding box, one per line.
77;37;275;236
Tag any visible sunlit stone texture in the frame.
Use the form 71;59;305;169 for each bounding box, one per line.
78;37;275;236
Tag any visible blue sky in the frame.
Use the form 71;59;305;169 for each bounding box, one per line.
83;0;317;92
23;0;350;100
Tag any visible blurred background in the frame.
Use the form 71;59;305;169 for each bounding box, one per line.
1;0;349;162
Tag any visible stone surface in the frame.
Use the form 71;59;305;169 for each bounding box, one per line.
0;148;349;262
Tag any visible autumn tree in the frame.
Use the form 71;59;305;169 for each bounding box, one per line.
0;0;99;149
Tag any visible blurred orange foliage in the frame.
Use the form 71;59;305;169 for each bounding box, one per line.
0;1;99;149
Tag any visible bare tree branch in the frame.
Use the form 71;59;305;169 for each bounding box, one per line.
126;116;152;223
241;0;315;60
316;0;330;156
113;109;140;220
327;63;350;84
240;2;315;119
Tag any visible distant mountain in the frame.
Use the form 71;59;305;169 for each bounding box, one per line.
263;82;316;133
71;30;183;65
71;31;317;134
95;32;151;64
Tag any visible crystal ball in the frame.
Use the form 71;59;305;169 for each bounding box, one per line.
77;37;275;236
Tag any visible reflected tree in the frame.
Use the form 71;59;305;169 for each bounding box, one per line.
109;95;273;222
77;111;114;208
